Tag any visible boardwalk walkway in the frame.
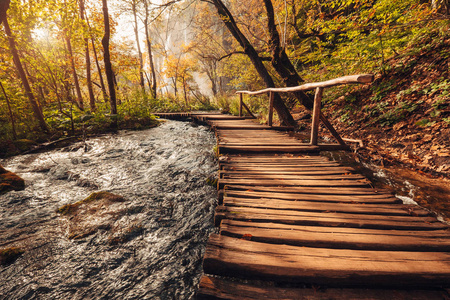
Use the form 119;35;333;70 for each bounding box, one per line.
154;112;450;299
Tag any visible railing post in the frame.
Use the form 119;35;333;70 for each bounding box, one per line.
239;93;243;117
268;91;274;126
310;87;323;145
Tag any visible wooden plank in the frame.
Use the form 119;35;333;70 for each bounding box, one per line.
220;170;356;176
225;185;393;196
214;206;447;230
222;219;450;238
219;155;327;161
220;162;344;167
219;159;340;165
220;166;353;172
222;196;430;216
197;276;449;300
218;178;370;189
220;142;309;146
208;119;261;125
203;234;450;287
219;145;321;153
214;125;293;130
220;174;366;180
222;190;400;204
220;220;450;251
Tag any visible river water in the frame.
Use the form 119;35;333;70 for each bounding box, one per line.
0;121;218;299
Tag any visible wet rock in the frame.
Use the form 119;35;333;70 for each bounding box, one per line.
0;165;25;194
57;191;127;239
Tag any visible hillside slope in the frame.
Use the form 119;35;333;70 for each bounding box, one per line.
325;36;450;177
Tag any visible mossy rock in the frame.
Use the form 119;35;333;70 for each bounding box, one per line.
57;191;127;240
0;247;24;265
57;191;125;215
0;165;25;194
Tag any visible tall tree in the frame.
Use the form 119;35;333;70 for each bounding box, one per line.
131;0;145;91
0;81;17;139
86;14;109;102
1;0;48;132
262;0;313;108
208;0;295;126
144;0;157;98
63;0;84;110
79;0;96;111
101;0;117;128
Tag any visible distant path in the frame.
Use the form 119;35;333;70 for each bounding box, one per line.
154;112;450;299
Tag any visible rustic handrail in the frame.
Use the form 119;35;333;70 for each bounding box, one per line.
236;74;374;95
235;74;374;146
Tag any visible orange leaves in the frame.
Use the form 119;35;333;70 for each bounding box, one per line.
241;233;252;240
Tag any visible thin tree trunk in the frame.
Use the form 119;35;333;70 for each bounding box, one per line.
65;33;84;110
0;81;17;139
182;76;188;107
86;14;108;103
2;14;48;132
132;0;145;91
79;0;96;111
144;0;157;98
210;0;295;126
101;0;117;129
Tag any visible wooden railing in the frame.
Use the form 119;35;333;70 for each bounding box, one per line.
236;74;374;146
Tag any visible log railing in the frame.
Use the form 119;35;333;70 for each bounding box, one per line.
236;74;374;146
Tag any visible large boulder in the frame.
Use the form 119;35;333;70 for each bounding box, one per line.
56;191;129;240
0;165;25;194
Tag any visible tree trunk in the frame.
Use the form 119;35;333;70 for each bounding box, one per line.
263;0;313;110
79;0;96;111
0;81;17;139
210;0;295;126
65;34;84;110
86;14;108;103
2;12;48;132
101;0;117;129
182;76;188;107
144;0;157;98
132;0;145;91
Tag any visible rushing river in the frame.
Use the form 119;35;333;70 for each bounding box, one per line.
0;121;218;299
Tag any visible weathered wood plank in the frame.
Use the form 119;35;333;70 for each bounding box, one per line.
214;125;294;130
225;185;393;196
219;145;321;153
220;220;450;251
203;234;450;287
214;206;446;230
197;276;449;300
220;174;366;180
222;196;430;216
220;170;355;176
222;190;400;204
218;178;370;189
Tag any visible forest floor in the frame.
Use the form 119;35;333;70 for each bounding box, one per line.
294;36;450;220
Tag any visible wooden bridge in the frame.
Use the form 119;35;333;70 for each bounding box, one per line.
154;75;450;299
